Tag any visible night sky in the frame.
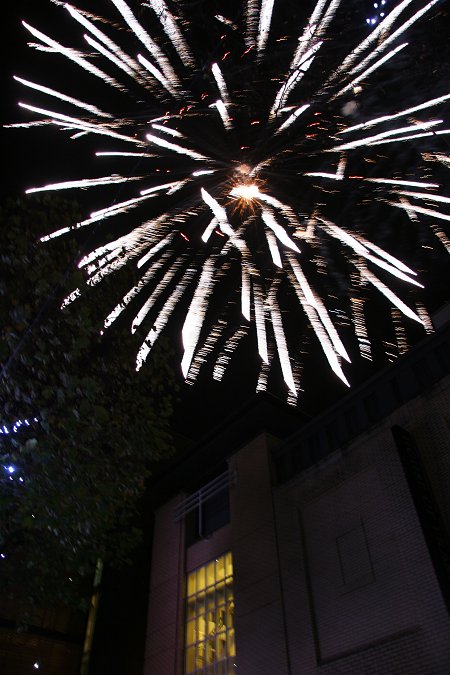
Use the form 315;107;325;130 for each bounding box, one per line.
2;1;449;439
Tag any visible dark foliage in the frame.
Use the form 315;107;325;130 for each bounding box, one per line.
0;195;175;609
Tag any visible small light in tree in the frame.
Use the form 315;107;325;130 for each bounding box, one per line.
0;418;39;435
0;553;6;559
33;662;40;670
5;465;15;474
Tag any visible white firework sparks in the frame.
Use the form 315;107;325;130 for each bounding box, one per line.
11;0;450;399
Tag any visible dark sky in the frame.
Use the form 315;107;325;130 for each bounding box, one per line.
2;1;449;438
2;9;26;198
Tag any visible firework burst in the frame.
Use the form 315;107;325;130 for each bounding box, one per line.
11;0;450;400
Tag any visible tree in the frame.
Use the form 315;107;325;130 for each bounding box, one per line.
0;195;175;608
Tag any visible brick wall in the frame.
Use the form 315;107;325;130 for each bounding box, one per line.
274;376;450;674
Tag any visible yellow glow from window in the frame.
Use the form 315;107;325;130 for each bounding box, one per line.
185;553;235;674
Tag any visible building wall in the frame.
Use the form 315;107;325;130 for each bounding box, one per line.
229;433;290;675
144;373;450;674
275;375;450;674
144;497;185;675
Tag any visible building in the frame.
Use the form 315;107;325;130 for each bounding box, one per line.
144;313;450;674
0;600;85;675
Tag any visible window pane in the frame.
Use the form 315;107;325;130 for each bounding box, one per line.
215;583;225;607
216;605;226;632
205;636;215;664
187;572;196;597
206;561;215;587
216;556;226;582
203;490;230;536
225;552;233;578
216;633;227;660
197;614;206;641
227;629;236;657
185;646;195;673
206;609;215;636
206;593;215;612
226;600;234;629
196;567;206;592
196;641;206;668
196;591;205;616
186;600;195;622
186;619;195;646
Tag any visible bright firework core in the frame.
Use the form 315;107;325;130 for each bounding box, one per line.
229;176;261;214
228;165;262;210
12;0;449;402
230;182;261;202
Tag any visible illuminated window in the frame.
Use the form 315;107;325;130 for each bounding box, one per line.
185;552;236;675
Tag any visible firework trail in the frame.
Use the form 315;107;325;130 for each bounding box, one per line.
11;0;450;398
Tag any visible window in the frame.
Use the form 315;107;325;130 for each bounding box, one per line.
185;553;236;675
174;470;234;545
336;521;375;591
186;489;230;545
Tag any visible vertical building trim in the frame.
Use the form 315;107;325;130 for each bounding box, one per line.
270;492;293;675
297;508;322;664
176;502;185;675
